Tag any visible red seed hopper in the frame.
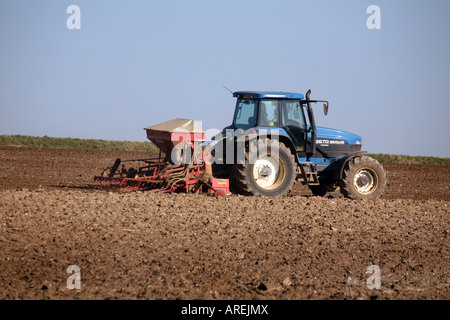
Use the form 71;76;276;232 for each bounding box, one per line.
145;118;205;155
91;118;229;197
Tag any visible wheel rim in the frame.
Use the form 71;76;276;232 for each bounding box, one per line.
353;169;377;194
252;155;285;190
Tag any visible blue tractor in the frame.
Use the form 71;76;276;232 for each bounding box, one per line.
211;89;387;200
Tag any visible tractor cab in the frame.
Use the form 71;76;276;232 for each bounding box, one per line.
231;91;329;159
232;91;306;129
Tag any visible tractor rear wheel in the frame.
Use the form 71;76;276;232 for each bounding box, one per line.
234;139;296;197
339;156;386;200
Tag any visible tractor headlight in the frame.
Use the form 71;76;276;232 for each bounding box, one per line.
356;140;362;145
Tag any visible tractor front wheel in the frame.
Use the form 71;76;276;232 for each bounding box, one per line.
339;156;386;200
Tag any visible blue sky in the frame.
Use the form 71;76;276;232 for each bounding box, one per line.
0;0;449;157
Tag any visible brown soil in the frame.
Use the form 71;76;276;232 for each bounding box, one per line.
0;146;448;300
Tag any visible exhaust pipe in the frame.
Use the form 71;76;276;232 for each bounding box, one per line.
305;89;317;159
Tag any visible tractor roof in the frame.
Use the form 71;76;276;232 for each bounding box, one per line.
233;91;305;99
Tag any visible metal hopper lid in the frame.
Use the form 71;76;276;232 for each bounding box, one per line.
145;118;204;134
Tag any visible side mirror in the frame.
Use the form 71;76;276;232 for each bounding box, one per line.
323;103;328;116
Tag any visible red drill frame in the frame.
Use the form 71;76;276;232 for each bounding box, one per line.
91;125;229;197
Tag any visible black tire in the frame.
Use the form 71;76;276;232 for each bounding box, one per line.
234;139;296;197
339;156;386;200
310;182;342;198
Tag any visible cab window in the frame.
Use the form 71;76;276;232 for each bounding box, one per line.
258;100;279;127
233;99;257;129
281;100;306;129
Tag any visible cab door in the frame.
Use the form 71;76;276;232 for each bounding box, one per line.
281;100;307;154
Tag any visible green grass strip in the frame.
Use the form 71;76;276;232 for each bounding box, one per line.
0;135;159;153
368;153;450;166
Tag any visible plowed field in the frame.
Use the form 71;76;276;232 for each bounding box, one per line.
0;146;448;300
